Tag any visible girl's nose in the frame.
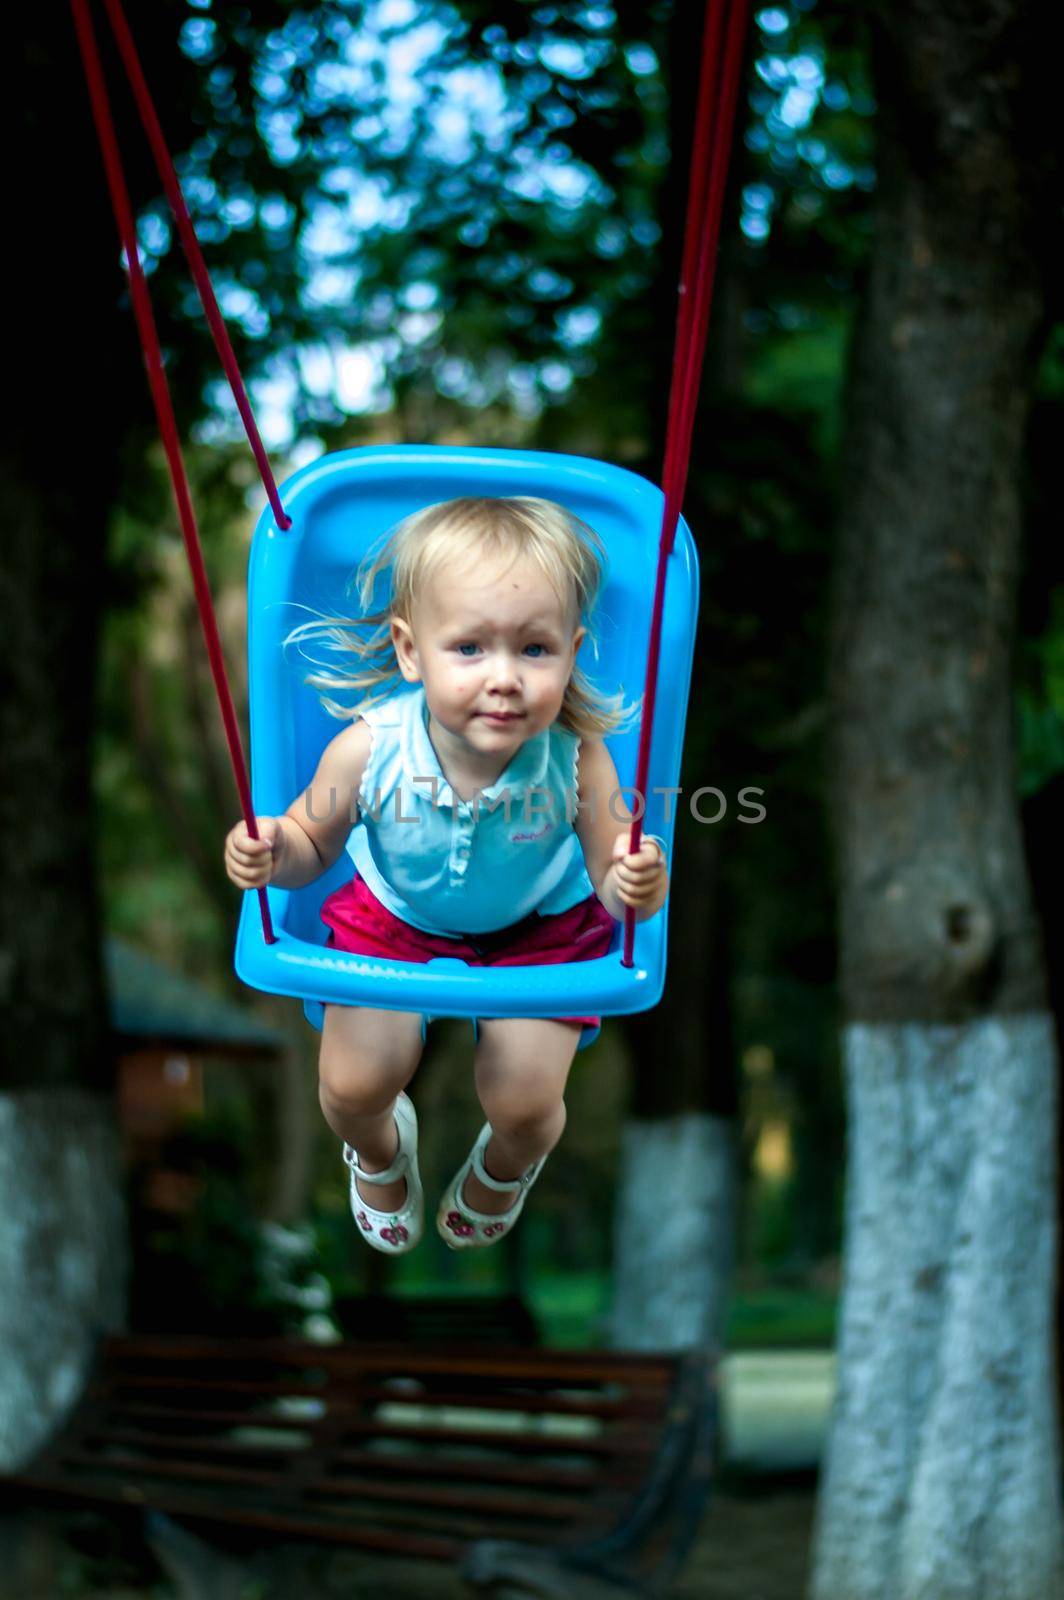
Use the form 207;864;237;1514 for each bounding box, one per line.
486;652;520;691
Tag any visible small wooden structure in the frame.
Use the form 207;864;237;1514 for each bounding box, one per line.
106;938;290;1215
1;1335;717;1597
107;938;283;1141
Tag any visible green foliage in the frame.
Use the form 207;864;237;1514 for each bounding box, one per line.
1018;343;1064;798
744;309;850;455
140;0;673;439
738;1;877;314
1017;616;1064;797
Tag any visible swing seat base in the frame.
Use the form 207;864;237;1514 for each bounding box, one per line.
235;886;665;1029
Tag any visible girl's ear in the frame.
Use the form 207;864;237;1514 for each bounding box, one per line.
570;625;587;667
391;617;421;683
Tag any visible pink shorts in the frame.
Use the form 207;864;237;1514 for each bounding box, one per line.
321;875;615;1049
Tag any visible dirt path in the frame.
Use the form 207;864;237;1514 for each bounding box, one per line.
673;1486;816;1599
4;1484;817;1598
309;1486;817;1598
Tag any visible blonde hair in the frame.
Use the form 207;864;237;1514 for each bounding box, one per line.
285;496;633;738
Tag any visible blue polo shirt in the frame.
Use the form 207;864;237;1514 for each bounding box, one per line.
346;685;595;936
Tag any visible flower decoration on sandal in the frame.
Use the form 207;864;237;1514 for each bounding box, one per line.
436;1122;547;1250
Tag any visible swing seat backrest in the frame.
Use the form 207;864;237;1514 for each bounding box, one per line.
235;444;698;1026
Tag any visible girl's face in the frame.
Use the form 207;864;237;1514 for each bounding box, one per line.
391;552;585;768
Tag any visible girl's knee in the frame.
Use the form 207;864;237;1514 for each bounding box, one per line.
483;1089;567;1145
318;1059;409;1121
475;1030;574;1134
318;1007;420;1117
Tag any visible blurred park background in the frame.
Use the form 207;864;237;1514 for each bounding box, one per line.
2;0;1063;1595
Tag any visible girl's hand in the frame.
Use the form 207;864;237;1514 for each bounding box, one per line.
609;832;667;911
224;816;285;889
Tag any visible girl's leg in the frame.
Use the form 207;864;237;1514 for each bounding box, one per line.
319;1004;423;1212
465;1018;581;1216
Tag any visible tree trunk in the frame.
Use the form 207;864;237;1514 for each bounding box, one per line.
610;822;737;1350
0;1093;126;1466
0;15;152;1465
609;1112;735;1350
814;4;1063;1595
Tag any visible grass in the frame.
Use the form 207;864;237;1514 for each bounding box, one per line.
524;1274;836;1351
375;1267;839;1352
724;1289;837;1351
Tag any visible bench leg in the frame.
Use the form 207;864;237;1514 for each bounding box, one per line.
144;1512;256;1600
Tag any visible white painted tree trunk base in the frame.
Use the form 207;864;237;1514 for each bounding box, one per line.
0;1089;126;1468
813;1013;1064;1600
609;1111;734;1351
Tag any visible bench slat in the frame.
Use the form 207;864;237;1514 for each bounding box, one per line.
101;1374;663;1421
86;1427;633;1492
58;1448;600;1524
91;1405;653;1460
101;1336;676;1387
7;1473;465;1562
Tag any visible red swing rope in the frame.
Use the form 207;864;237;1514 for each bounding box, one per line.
70;0;276;943
622;0;749;967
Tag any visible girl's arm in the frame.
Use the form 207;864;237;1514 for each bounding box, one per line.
224;719;372;891
574;737;669;922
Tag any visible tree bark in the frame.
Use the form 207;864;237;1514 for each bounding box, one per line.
0;1093;126;1467
610;820;737;1350
0;14;155;1463
814;3;1063;1594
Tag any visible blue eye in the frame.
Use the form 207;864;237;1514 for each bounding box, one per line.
524;643;547;658
456;643;480;657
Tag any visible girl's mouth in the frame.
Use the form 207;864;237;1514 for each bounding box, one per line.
479;711;523;724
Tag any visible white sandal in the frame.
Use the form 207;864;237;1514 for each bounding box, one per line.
436;1122;545;1250
343;1092;423;1254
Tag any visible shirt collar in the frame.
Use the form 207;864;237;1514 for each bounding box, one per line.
400;686;550;808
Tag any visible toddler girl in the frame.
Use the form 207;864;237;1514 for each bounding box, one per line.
224;496;668;1253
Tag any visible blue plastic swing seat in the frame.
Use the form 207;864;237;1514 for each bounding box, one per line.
234;444;699;1030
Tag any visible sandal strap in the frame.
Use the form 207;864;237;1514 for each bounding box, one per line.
343;1142;407;1187
342;1096;415;1187
470;1126;541;1193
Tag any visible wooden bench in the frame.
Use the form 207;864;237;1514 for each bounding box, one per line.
0;1334;717;1597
